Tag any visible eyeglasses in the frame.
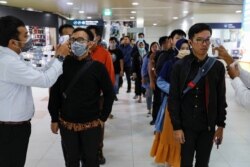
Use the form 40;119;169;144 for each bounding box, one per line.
194;37;211;44
69;37;89;44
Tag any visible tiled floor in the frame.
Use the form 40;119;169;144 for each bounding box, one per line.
25;77;250;167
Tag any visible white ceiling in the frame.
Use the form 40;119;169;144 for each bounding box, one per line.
0;0;243;26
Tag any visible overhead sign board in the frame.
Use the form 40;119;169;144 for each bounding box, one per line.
206;23;242;29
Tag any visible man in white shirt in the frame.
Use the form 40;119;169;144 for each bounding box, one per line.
216;45;250;109
0;16;70;167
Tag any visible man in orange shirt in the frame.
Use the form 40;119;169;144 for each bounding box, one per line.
87;25;115;165
87;25;115;85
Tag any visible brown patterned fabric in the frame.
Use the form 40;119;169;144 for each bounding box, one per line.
59;117;101;132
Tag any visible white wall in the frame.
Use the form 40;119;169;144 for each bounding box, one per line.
144;26;167;45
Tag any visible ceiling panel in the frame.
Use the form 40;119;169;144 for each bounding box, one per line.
0;0;243;26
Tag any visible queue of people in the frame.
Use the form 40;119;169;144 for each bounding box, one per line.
0;15;249;167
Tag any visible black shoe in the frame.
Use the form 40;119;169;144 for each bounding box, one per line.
98;150;106;165
114;96;118;101
150;120;155;125
126;90;131;93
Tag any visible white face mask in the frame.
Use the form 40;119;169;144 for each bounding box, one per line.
176;50;190;59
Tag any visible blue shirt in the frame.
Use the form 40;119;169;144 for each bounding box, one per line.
119;44;132;67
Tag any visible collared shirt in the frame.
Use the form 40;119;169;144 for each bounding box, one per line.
0;46;63;122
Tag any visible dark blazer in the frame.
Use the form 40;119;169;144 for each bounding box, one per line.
168;54;227;130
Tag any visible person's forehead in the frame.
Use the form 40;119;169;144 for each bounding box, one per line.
193;30;211;38
173;34;183;39
62;28;73;34
181;43;189;47
72;31;88;38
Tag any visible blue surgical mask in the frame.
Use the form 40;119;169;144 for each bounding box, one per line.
17;38;33;52
22;38;33;52
138;38;144;43
138;47;145;56
71;41;88;57
138;47;145;52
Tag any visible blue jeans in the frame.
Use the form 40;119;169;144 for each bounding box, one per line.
146;88;153;110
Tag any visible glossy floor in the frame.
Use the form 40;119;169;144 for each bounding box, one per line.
26;77;250;167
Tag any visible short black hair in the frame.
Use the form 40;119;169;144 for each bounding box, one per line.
123;36;130;40
73;28;94;41
0;16;25;47
188;23;212;40
158;36;169;46
170;29;186;39
138;32;144;37
58;24;74;36
109;37;118;43
86;25;103;37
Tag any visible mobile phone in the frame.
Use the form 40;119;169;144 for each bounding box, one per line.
59;35;69;44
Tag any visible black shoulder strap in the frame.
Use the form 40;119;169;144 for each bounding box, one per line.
182;57;216;96
62;61;93;99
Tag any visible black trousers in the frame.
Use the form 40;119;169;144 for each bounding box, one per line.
135;76;142;96
181;128;215;167
60;125;101;167
0;123;31;167
152;85;161;122
124;66;131;91
62;139;69;166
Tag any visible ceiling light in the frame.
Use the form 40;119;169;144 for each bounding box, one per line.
153;23;157;26
131;11;136;14
132;2;139;6
66;2;73;5
79;11;85;14
235;10;242;13
183;11;189;14
173;17;178;20
130;16;135;19
0;1;7;4
26;8;34;11
87;16;92;19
